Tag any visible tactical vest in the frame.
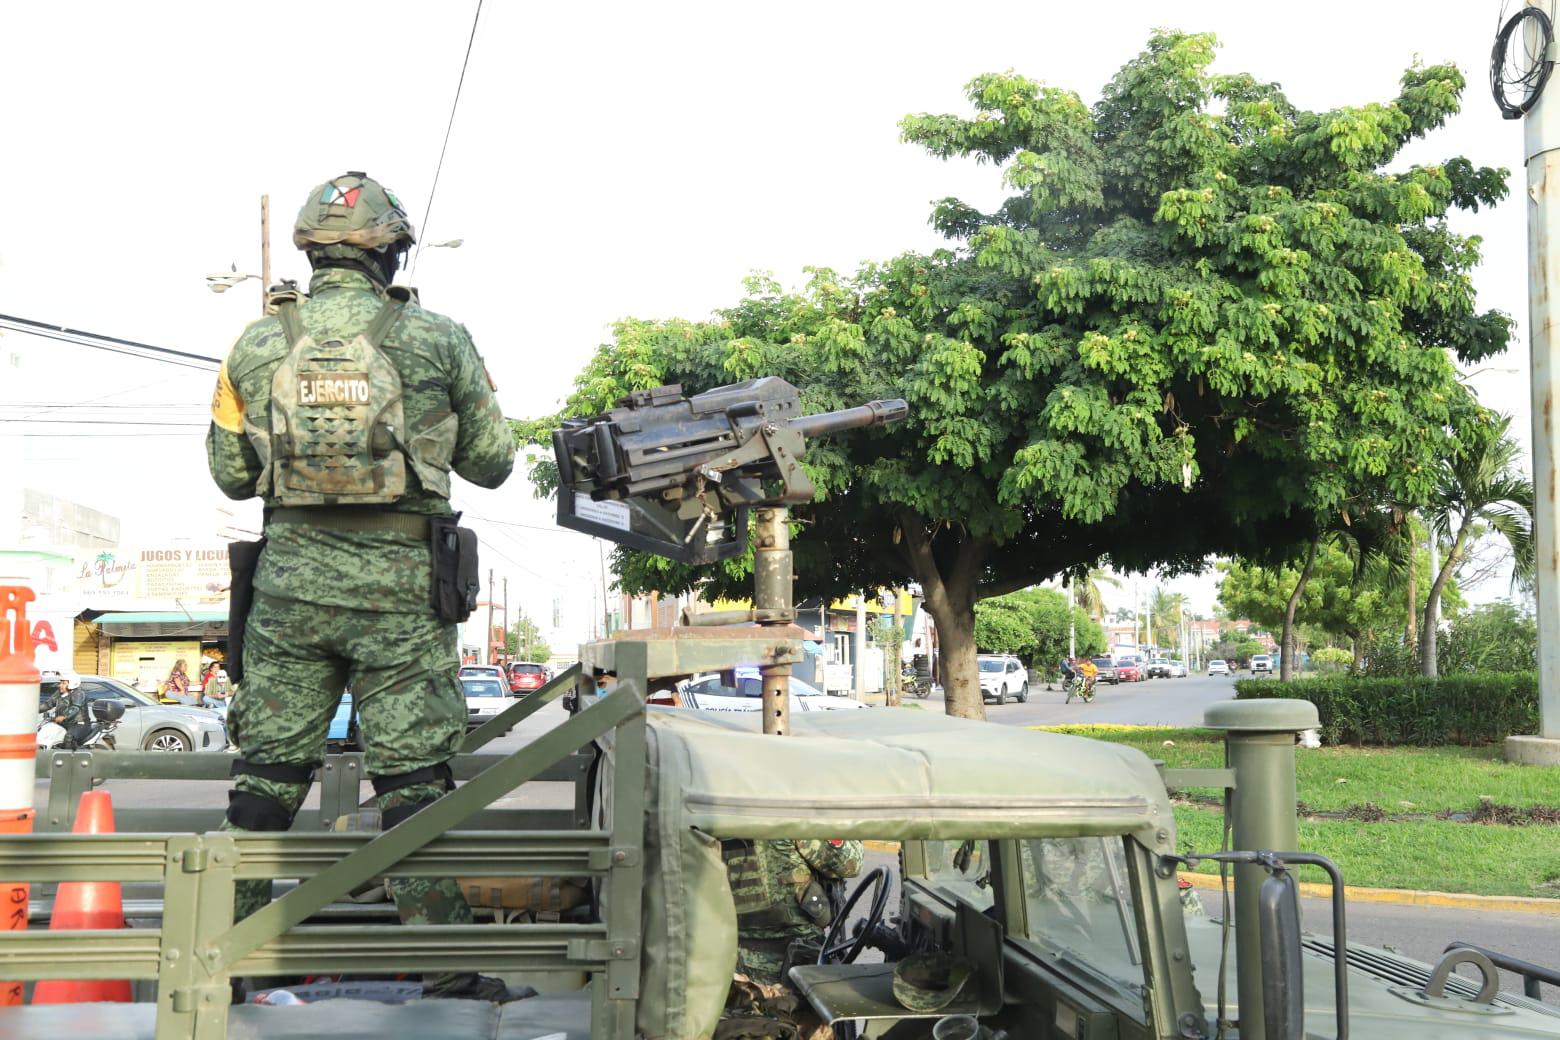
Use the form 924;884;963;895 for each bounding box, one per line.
251;291;423;507
720;839;830;931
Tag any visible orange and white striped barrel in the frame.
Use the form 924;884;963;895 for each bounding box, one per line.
0;584;43;1006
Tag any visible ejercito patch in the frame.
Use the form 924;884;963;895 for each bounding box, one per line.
299;372;370;405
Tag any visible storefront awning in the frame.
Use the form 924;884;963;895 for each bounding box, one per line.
91;610;228;638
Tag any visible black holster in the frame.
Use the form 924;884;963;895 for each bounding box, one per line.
430;515;481;623
226;537;266;685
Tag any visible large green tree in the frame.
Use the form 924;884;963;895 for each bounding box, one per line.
1218;535;1458;671
523;31;1507;718
974;587;1106;671
505;617;551;664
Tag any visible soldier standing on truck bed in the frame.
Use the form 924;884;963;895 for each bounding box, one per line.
206;172;517;1001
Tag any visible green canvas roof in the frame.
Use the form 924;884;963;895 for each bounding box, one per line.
645;706;1172;842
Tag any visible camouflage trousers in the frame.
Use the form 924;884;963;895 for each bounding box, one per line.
220;590;473;952
734;930;823;987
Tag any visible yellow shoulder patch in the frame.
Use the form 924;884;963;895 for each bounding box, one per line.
210;360;245;433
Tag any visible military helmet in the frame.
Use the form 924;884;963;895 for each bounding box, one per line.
293;172;416;251
892;952;975;1013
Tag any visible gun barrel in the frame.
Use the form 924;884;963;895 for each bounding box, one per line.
788;399;908;439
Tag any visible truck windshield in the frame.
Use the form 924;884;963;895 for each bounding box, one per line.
1020;837;1144;996
921;839;995;912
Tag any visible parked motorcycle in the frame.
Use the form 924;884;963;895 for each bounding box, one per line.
37;699;124;751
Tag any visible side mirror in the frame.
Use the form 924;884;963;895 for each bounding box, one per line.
1257;870;1305;1040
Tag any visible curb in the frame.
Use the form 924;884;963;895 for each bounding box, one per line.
862;840;901;853
1178;871;1560;915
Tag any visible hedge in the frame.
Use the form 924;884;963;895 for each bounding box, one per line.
1233;673;1538;746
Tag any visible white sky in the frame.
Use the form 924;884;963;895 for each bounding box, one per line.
0;0;1535;632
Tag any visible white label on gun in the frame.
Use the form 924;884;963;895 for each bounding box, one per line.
575;498;632;532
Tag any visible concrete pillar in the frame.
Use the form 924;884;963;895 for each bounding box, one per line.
1516;6;1560;755
1205;698;1319;1040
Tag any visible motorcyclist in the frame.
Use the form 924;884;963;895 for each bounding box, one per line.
1077;656;1099;695
45;673;93;748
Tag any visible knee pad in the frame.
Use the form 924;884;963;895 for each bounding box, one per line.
226;789;296;832
370;762;454;800
374;763;455;829
380;797;440;829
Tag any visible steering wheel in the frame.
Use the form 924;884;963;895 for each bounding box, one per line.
818;866;893;965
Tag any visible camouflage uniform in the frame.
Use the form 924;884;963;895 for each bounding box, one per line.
206;176;514;998
722;838;865;985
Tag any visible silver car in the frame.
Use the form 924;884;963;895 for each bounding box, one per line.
76;676;228;752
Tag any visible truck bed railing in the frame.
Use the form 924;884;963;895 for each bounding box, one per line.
0;661;647;1040
1444;941;1560;1002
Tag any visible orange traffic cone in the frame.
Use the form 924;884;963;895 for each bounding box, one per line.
32;790;131;1003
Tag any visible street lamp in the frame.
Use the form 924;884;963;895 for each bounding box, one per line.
205;270;260;295
204;196;273;315
425;239;464;249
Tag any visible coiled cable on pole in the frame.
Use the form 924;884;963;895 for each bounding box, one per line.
1492;4;1556;120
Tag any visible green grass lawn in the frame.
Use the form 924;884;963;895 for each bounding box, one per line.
1037;726;1560;897
1040;725;1560;813
1173;804;1560;897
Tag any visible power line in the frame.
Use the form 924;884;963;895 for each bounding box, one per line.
13;432;200;438
0;402;208;410
408;0;484;278
0;313;221;371
461;512;576;535
0;370;205;426
1;418;207;426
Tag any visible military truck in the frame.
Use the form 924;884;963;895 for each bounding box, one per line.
4;379;1557;1038
7;639;1560;1039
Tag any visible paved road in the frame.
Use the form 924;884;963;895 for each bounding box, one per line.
909;671;1247;727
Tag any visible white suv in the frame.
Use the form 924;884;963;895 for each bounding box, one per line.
977;654;1029;705
1250;654;1274;675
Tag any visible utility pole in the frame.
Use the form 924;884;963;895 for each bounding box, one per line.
502;577;509;665
853;594;868;699
1145;585;1154;651
259;194;271;315
486;568;495;665
1425;536;1439;675
1066;581;1076;660
598;542;610;636
1518;3;1560;758
890;592;903;707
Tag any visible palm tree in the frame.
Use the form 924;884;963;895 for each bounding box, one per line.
1075;569;1120;623
1273;504;1405;681
1149;588;1187;650
1421;415;1534;677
